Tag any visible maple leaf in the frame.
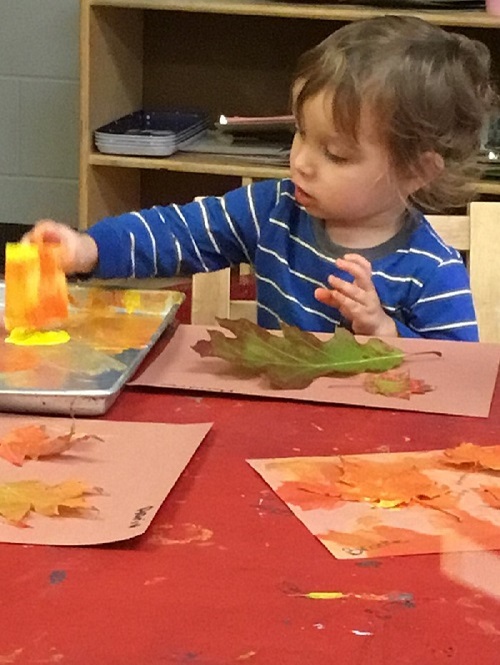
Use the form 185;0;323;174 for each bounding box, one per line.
363;370;433;400
0;480;98;527
192;319;405;389
274;460;344;511
336;458;449;508
443;442;500;472
0;423;100;466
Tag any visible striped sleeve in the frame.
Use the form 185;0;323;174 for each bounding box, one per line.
86;180;280;279
396;258;478;341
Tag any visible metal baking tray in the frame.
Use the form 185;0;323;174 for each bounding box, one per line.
0;282;184;416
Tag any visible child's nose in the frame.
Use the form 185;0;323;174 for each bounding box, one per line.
293;141;316;177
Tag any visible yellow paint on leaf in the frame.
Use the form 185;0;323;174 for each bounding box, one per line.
6;328;70;346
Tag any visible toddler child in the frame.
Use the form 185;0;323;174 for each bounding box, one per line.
26;15;496;341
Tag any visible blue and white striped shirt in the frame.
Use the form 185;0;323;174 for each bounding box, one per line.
87;178;478;341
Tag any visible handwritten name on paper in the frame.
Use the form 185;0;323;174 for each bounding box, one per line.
129;505;154;529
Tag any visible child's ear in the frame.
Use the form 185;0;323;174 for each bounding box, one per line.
406;151;445;195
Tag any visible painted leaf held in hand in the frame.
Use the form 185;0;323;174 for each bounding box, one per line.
0;423;100;466
363;370;433;400
192;319;405;389
0;480;99;527
443;442;500;472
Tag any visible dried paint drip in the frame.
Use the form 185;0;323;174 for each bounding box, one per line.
148;522;214;546
298;590;415;606
6;328;70;346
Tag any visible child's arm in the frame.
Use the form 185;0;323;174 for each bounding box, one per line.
23;220;98;274
23;181;278;280
315;254;398;337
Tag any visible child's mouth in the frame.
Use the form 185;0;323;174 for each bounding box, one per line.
295;185;313;206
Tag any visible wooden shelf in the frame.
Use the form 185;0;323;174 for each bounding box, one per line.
89;151;289;179
80;0;500;229
89;151;500;196
87;0;500;29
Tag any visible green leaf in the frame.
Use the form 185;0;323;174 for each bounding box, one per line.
192;318;405;390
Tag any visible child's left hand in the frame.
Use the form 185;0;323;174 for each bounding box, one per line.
315;253;398;337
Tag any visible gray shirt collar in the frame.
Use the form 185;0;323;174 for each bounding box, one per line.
311;211;420;261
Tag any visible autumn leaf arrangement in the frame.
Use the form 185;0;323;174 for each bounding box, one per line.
193;318;438;397
275;442;500;518
0;423;101;527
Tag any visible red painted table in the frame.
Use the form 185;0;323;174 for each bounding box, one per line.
2;374;500;664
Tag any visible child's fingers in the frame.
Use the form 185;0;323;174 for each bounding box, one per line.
21;220;62;246
29;220;66;244
314;287;339;307
327;274;366;306
335;254;374;291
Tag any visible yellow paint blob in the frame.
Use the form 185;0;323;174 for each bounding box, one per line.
305;591;345;600
6;327;70;346
122;290;142;314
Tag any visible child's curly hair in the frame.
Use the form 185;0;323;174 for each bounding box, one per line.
293;15;497;210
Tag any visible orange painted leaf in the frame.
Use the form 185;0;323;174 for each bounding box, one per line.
337;458;449;508
275;460;344;511
193;319;405;389
363;370;433;400
0;423;99;466
443;442;500;472
0;480;98;527
274;456;451;514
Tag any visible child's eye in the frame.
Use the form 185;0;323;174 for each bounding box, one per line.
324;149;348;164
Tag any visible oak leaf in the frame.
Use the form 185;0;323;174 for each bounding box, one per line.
0;480;98;527
193;319;405;389
0;423;99;466
443;442;500;472
363;370;433;400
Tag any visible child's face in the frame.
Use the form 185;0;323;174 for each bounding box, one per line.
290;90;415;228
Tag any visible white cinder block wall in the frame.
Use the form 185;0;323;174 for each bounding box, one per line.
0;0;79;228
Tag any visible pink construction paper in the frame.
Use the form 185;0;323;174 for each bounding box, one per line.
129;324;500;417
0;416;212;545
248;450;500;560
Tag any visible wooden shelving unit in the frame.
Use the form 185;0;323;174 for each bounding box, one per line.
80;0;500;228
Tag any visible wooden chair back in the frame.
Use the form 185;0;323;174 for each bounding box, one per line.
191;202;500;342
191;265;257;325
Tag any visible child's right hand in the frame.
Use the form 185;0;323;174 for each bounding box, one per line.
22;220;98;275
